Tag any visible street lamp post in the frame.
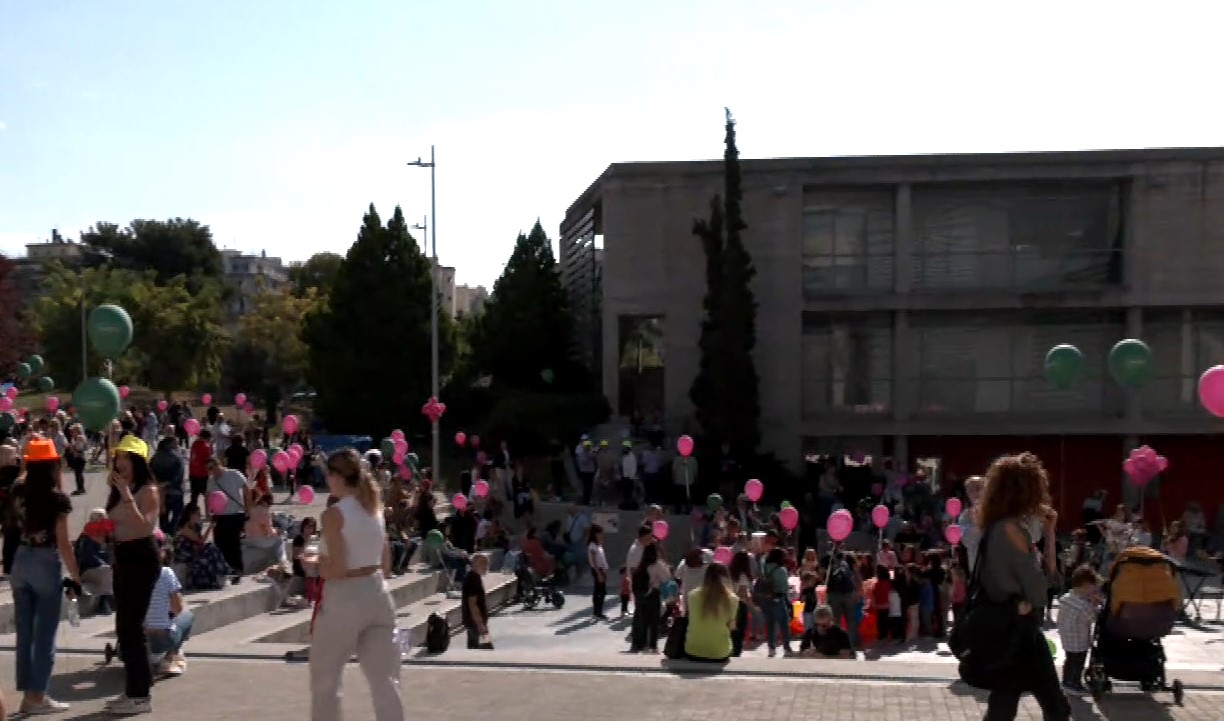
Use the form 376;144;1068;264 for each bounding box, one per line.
408;147;440;485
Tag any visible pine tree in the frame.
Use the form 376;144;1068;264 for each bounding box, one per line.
469;220;585;391
689;109;761;458
304;204;440;436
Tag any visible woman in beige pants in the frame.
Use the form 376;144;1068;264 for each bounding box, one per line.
310;449;404;721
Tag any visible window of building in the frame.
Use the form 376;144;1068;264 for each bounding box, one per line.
801;312;891;417
911;182;1124;291
911;311;1125;416
617;315;664;417
802;190;894;295
1143;309;1224;415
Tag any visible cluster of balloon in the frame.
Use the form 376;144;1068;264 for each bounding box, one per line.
1123;445;1167;487
827;509;853;541
421;396;446;424
72;304;133;432
653;520;670;541
1044;339;1154;389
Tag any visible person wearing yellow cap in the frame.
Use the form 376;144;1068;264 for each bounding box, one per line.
8;437;82;715
103;434;162;716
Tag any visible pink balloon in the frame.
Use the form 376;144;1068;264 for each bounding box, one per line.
454;431;467;447
183;418;200;436
470;435;481;449
676;435;694;458
713;546;733;566
945;525;963;545
1156;455;1169;472
744;479;764;503
393;451;405;466
779;506;800;532
826;509;851;540
1123;457;1141;482
272;450;291;474
282;414;299;435
946;498;963;518
201;393;212;406
287;448;302;466
390;429;405;442
234;392;247;406
1200;366;1224;417
0;397;12;412
393;438;408;456
243;402;254;414
118;385;130;399
398;464;411;479
5;387;16;400
250;449;268;471
871;504;890;529
652;520;670;541
289;443;304;458
473;480;490;498
452;493;468;512
207;491;227;515
157;399;168;412
297;486;315;505
45;396;59;412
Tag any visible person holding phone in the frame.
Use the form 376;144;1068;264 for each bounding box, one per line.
102;435;163;717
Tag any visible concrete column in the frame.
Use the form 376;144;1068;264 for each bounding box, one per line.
892;434;909;474
1125;307;1143;423
892;311;913;420
894;184;912;295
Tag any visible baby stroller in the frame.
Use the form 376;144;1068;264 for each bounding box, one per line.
514;553;565;611
1084;547;1184;705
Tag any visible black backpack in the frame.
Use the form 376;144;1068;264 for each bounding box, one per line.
948;522;1026;690
425;613;449;654
828;559;855;594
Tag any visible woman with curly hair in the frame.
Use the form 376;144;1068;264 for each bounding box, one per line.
974;452;1069;721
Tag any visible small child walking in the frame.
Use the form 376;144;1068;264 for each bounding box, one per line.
1057;564;1102;693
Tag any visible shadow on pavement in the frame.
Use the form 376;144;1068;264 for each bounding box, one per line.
48;661;124;705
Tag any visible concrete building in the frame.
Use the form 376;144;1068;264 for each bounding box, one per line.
222;249;288;315
562;147;1224;522
454;284;488;317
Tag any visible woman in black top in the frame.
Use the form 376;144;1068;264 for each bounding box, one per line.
9;437;82;715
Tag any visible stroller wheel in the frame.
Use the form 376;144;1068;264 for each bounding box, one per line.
551;591;565;609
104;642;116;665
1172;679;1184;706
523;596;539;611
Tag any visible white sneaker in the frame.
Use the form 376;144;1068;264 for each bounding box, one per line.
21;697;69;715
106;696;151;716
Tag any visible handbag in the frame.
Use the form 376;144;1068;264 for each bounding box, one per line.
948;522;1022;690
664;615;688;659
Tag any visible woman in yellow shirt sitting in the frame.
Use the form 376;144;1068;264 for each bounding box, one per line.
683;563;739;663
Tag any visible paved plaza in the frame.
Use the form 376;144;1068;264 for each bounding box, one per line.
0;653;1219;721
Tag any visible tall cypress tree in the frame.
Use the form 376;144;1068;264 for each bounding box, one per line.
689;109;761;458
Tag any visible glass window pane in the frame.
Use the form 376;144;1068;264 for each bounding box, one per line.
835;211;866;256
803;211;834;256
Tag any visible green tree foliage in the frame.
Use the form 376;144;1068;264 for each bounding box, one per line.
287;252;343;298
222;286;321;416
81;219;223;285
0;256;36;374
27;263;227;391
304;205;453;436
466;221;586;391
690;109;761;459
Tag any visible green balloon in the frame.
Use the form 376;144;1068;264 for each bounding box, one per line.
380;438;395;457
15;363;30;380
1044;344;1084;388
406;452;419;468
425;529;444;549
36;377;53;393
26;355;44;376
87;304;134;358
0;412;13;430
707;493;723;510
1109;339;1152;388
540;368;555;384
72;377;121;432
780;500;793;509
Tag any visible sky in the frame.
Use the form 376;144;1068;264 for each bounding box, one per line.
1;0;1222;288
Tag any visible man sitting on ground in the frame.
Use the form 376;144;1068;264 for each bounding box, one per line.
798;604;854;659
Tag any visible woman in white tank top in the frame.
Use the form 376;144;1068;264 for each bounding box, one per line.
310;449;404;721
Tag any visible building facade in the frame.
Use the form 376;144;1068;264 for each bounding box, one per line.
222;249;288;315
454;284;488;317
562;147;1224;524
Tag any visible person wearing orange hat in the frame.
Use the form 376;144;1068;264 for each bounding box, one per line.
103;434;162;716
8;437;82;715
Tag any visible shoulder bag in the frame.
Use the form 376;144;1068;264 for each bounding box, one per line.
947;522;1024;690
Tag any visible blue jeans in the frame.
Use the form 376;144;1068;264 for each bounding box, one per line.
762;597;792;651
147;610;194;656
10;546;63;694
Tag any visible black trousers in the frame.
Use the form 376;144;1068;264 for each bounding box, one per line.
1062;651;1087;687
114;538;162;699
579;472;595;505
984;626;1071;721
631;591;661;650
213;514;245;574
188;476;208;510
592;574;607;616
2;527;19;575
731;601;748;656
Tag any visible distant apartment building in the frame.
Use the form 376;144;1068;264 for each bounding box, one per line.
12;235;89;302
222;249;287;315
454;284;488;317
431;261;457;317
